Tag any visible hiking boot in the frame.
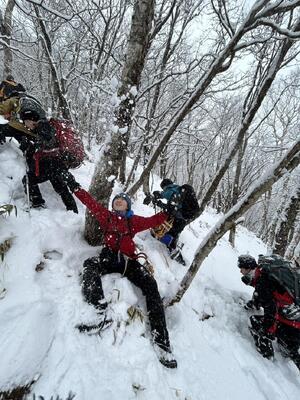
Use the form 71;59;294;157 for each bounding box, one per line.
249;327;274;359
31;197;46;209
153;344;177;369
170;248;186;266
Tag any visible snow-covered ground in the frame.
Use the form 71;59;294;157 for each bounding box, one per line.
0;140;299;400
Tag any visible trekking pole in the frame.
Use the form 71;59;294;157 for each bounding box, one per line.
25;172;31;217
23;150;31;217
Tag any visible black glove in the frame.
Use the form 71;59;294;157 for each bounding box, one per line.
143;193;152;205
156;199;167;211
152;191;161;204
244;299;260;311
19;137;31;153
166;202;179;216
61;171;81;193
68;178;81;193
156;199;178;216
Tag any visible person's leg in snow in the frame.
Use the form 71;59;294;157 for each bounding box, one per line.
22;173;46;208
45;160;78;213
78;253;112;333
81;247;177;368
82;254;109;311
124;258;177;368
165;217;186;265
249;315;274;359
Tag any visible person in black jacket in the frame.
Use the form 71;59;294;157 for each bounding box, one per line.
20;110;78;212
238;254;300;370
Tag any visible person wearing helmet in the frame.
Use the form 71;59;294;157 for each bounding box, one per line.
238;254;300;370
68;184;177;368
0;75;25;103
0;89;46;145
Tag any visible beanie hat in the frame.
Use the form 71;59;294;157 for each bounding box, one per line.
160;178;173;189
112;192;131;210
238;255;257;270
6;75;14;81
20;109;40;122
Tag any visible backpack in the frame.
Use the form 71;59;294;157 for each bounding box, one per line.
0;81;25;101
258;254;300;306
161;184;182;202
179;184;200;220
50;118;85;169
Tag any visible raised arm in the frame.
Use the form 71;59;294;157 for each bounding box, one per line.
74;188;110;227
132;212;168;234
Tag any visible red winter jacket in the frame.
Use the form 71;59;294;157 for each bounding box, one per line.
75;188;168;258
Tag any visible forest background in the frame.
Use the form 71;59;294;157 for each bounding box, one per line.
1;0;300;289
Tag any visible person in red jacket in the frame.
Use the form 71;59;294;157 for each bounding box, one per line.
238;255;300;371
71;184;177;368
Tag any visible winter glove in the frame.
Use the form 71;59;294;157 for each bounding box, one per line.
166;202;179;216
62;171;81;193
156;198;179;217
155;199;168;211
143;192;152;205
19;137;31;153
244;299;261;311
152;190;161;203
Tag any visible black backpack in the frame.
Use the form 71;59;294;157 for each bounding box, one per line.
258;254;300;306
179;184;200;220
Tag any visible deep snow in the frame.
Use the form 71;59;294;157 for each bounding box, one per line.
0;139;299;400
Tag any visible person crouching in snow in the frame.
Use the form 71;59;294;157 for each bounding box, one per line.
69;183;177;369
238;254;300;371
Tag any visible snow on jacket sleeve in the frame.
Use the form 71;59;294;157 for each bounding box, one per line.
74;188;110;227
131;212;168;234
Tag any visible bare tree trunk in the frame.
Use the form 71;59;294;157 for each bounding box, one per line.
168;140;300;306
84;0;155;245
229;139;245;246
0;0;15;77
267;175;291;247
273;185;300;256
285;218;300;260
34;6;71;120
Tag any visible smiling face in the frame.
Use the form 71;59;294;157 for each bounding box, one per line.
112;197;128;212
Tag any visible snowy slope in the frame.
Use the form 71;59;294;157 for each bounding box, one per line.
0;140;299;400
